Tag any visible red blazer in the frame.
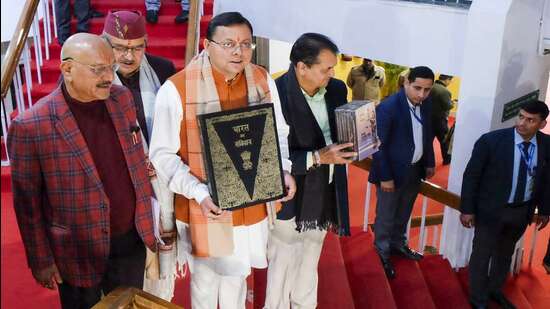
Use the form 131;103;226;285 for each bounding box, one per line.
7;85;157;287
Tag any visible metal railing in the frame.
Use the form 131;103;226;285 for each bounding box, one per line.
395;0;473;9
1;0;56;166
354;158;542;274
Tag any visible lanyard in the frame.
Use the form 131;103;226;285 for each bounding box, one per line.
517;143;536;177
409;106;423;125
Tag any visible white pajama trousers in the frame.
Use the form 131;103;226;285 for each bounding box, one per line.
264;218;327;309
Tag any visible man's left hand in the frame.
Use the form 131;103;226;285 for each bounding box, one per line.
536;215;549;231
426;167;435;179
279;171;296;202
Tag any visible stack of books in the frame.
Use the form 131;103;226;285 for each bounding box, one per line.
335;100;379;161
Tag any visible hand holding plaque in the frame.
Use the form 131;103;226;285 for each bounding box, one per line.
198;104;286;210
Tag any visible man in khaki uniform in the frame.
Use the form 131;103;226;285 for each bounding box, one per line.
346;58;385;104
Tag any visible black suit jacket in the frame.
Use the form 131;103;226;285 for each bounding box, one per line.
460;128;550;224
145;53;176;84
275;66;350;236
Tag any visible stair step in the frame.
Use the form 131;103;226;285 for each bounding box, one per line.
390;257;437;309
501;277;533;309
318;233;355;309
516;269;550;308
418;255;471;308
40;15;212;39
30;37;201;64
340;228;397;309
1;167;11;193
456;267;537;309
44;0;214;17
92;0;214;16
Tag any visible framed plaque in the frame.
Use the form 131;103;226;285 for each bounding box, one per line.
198;103;286;210
335;100;379;161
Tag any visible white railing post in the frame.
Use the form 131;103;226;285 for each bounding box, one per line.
23;44;33;107
528;224;539;267
32;15;43;84
418;196;428;252
510;233;525;275
432;225;439;248
15;68;26;113
406;217;411;242
50;0;58;39
363;182;372;231
1;99;11;166
43;0;51;59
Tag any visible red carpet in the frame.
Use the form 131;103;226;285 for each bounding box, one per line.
2;0;550;308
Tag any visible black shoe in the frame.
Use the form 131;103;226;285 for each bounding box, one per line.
89;10;104;19
543;260;550;274
489;292;516;309
379;255;396;279
469;301;487;309
146;10;159;24
175;10;189;24
391;246;423;260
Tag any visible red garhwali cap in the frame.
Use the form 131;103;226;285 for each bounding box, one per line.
103;10;146;40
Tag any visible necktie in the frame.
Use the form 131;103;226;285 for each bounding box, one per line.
513;141;531;203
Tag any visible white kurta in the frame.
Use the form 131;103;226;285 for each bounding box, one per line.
149;75;291;276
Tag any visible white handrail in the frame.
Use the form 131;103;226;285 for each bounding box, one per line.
418;196;429;252
363;182;372;231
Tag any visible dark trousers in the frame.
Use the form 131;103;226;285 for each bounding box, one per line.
54;0;90;45
432;118;450;163
58;229;146;309
544;238;550;265
374;164;422;259
468;205;530;306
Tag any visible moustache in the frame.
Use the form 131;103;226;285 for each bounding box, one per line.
97;82;112;88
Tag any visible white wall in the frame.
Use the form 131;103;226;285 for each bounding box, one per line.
1;0;46;42
215;0;469;75
268;39;291;75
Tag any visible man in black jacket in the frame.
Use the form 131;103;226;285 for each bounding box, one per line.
429;74;453;165
460;100;550;309
264;33;354;309
102;10;176;146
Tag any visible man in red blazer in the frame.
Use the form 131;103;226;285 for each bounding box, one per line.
7;33;157;309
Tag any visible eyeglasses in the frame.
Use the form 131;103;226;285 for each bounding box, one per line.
111;44;145;55
209;40;256;51
62;57;119;76
104;36;145;54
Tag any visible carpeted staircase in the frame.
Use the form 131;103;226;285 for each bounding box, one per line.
2;0;550;308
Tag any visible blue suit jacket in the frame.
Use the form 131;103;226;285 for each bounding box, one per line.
368;89;435;187
460;128;550;224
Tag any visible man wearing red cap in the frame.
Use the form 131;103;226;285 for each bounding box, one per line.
102;10;178;300
102;10;176;146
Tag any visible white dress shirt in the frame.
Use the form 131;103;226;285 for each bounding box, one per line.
407;98;423;164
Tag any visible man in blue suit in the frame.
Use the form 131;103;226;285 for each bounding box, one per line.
369;66;436;278
460;100;550;309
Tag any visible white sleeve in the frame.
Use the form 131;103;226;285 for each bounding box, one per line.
268;75;292;173
149;81;210;205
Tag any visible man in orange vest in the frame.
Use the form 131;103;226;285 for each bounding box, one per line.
149;12;295;308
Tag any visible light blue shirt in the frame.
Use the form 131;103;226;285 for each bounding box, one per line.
302;87;334;183
508;129;537;203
